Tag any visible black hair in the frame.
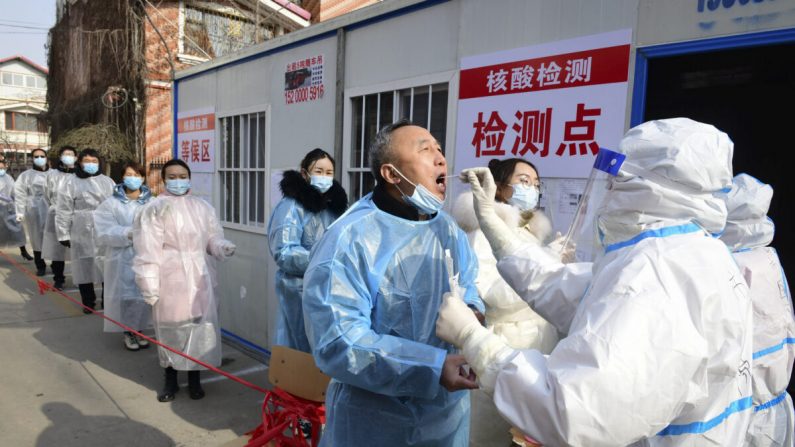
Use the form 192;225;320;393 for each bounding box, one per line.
300;148;335;173
487;158;539;186
55;145;77;171
122;161;146;178
161;158;191;180
75;148;102;178
370;118;415;184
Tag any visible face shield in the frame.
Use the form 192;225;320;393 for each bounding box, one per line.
558;148;625;259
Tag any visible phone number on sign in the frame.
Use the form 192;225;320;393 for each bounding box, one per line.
285;85;325;104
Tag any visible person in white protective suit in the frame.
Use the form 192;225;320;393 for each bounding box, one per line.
718;173;795;446
302;119;484;446
55;148;114;313
0;160;26;250
437;118;754;446
452;157;560;446
42;146;76;290
133;158;236;403
267;148;348;353
94;162;153;352
15;147;50;275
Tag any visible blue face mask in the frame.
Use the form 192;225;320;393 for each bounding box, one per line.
509;183;540;211
60;155;76;166
0;169;5;177
33;157;47;168
123;176;143;191
390;165;444;215
165;179;191;196
82;162;99;175
310;175;333;193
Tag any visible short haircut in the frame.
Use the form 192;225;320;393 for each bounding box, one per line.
301;148;334;172
161;158;191;179
58;145;77;157
369;118;414;184
31;147;47;157
122;161;146;177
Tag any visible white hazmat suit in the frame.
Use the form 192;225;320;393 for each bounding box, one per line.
0;174;25;248
719;173;795;447
42;168;73;261
55;174;114;284
14;168;48;251
437;118;754;446
132;191;235;370
94;184;153;333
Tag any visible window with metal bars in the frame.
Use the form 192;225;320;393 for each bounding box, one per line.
219;112;267;228
347;83;449;200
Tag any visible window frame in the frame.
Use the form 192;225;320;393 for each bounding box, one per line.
216;104;271;235
341;70;459;200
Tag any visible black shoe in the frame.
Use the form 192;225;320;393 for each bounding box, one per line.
82;307;93;315
20;248;33;261
36;266;46;276
158;367;179;402
188;371;205;400
53;281;64;291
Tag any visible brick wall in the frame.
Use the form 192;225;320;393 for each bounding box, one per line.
304;0;381;23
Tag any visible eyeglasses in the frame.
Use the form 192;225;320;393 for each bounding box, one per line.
515;175;543;190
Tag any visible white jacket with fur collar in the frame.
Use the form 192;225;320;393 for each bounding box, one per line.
452;192;559;352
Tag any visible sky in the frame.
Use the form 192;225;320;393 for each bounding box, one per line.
0;0;57;68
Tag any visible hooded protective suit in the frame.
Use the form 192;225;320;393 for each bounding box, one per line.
14;168;48;251
0;174;25;248
439;118;753;446
94;184;153;333
267;170;347;352
718;173;795;447
132;191;233;370
42;168;73;261
55;174;114;284
302;192;484;447
452;191;559;445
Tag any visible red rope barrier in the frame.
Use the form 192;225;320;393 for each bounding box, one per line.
0;250;269;395
245;387;325;447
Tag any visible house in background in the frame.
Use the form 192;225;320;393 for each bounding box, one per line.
0;55;49;175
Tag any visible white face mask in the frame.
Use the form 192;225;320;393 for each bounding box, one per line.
389;165;444;215
508;183;540;211
310;175;333;193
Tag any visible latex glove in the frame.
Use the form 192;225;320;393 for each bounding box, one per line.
16;214;24;223
59;240;71;248
143;295;159;306
437;293;516;393
547;231;576;263
221;241;236;257
461;168;516;259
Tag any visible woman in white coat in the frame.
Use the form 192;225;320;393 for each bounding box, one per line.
133;159;235;402
42;146;76;290
14;148;50;275
55;148;114;312
0;159;26;250
94;162;153;351
452;157;559;446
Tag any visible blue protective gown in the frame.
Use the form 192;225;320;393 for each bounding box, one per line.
303;192;484;447
268;197;339;352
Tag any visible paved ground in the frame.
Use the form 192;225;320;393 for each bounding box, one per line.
0;248;270;447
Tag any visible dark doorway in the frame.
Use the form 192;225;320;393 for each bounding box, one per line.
643;40;795;392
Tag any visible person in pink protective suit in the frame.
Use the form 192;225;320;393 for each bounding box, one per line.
133;159;236;402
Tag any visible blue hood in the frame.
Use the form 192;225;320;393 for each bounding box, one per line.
113;183;152;204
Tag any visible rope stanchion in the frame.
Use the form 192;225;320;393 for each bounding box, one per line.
0;250;269;395
245;388;325;447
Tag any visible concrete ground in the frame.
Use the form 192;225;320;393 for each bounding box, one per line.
0;248;270;447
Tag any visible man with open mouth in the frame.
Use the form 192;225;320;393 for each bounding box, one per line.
302;118;484;446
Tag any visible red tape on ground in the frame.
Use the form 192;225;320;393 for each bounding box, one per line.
0;251;269;395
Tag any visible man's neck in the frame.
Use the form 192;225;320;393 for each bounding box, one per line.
372;183;430;221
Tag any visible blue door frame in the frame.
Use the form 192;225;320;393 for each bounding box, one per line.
631;27;795;127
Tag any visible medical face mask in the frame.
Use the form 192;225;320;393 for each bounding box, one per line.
165;179;191;196
33;157;47;168
82;162;99;175
509;183;540;211
389;165;444;215
310;175;333;193
123;176;143;191
0;169;5;177
60;155;76;166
